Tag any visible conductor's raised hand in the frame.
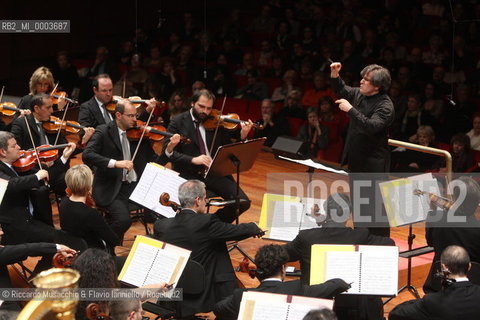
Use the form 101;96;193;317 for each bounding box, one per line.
330;62;342;78
192;155;212;167
335;98;353;113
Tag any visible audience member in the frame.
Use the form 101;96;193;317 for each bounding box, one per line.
253;99;289;147
297;107;329;159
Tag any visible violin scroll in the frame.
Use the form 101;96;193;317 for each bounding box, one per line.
159;192;181;213
414;189;454;210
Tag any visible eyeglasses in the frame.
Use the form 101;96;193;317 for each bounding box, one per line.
123;113;137;118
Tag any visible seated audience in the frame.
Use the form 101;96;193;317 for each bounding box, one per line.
297;107;329;159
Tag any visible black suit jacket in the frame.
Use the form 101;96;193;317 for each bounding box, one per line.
82;121;159;207
0;242;57;310
390;281;480;320
10;114;68;150
331;77;394;172
284;222;395;284
0;161;64;244
153;209;261;317
214;278;349;320
78;97;110;129
165;110;238;180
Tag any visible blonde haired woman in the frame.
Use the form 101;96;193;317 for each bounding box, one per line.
59;164;119;252
18;66;67;111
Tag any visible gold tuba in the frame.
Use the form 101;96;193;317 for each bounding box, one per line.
17;268;80;320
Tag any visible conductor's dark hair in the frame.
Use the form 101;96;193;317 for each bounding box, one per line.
360;64;391;93
441;245;470;276
191;89;215;104
254;244;289;281
302;309;338;320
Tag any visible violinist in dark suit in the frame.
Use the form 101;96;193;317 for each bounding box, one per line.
78;74;115;129
390;245;480;320
164;89;254;223
154;180;263;318
0;131;76;245
82;98;180;240
10;93;93;195
209;244;349;320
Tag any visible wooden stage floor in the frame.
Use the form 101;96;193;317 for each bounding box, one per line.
33;148;432;318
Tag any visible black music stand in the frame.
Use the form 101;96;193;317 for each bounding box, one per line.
205;137;266;262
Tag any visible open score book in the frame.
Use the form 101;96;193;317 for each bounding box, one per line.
310;244;398;296
118;235;191;288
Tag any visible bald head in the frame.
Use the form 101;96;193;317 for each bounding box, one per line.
441;245;470;277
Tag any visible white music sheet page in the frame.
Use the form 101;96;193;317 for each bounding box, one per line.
129;163;186;218
268;201;303;242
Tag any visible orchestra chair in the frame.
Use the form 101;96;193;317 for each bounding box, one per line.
142;259;206;319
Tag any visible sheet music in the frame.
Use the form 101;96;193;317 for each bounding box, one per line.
278;156;348;175
325;251;361;293
120;242;158;286
287;303;320;320
146;249;180;286
380;174;441;227
250;301;289;320
360;252;398;295
268;201;304;241
129;163;186;218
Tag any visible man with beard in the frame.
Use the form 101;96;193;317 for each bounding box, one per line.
164;89;254;223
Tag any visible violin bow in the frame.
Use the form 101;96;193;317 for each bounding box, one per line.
208;95;227;156
0;86;4;102
53;84;71;146
131;98;156;162
23;116;47;181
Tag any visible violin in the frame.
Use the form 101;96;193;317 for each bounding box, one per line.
105;96;166;113
127;120;191;144
159;192;181;213
43;116;86;135
66;187;96;208
413;189;454;210
12;143;69;172
202;109;264;131
50;89;78;105
52;251;79;268
0;102;23;117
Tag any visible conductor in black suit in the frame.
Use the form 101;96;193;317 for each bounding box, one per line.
82;98;180;240
154;179;263;317
209;244;349;320
164;89;254;223
78;74;115;129
0;131;76;245
390;245;480;320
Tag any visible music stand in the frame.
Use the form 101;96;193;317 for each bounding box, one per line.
205;137;266;262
